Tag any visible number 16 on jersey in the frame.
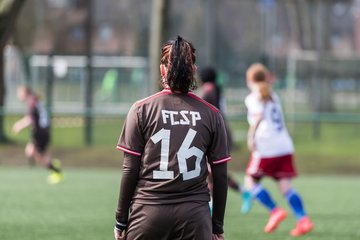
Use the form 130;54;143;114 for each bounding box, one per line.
151;128;204;181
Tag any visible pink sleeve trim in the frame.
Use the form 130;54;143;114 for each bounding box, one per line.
136;90;171;106
116;146;142;156
212;156;231;164
187;92;219;113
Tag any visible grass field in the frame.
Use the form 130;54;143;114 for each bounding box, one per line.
2;115;360;173
1;115;360;239
0;167;360;240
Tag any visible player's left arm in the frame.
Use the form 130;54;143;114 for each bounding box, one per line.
247;114;262;152
114;153;141;238
12;115;32;134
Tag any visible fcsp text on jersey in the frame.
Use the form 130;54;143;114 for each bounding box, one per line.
161;110;201;126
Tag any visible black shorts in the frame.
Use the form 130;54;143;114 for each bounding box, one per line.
126;201;211;240
32;130;50;154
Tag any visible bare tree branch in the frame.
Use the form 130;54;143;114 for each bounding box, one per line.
0;0;26;142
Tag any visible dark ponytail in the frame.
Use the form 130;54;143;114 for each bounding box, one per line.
160;36;196;93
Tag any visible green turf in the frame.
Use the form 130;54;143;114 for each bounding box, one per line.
0;167;120;240
1;167;359;240
3;115;360;173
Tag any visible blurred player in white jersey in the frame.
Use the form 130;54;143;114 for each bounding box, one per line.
241;63;313;236
12;85;64;184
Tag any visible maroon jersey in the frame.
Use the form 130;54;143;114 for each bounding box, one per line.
199;82;221;109
28;96;50;135
117;88;230;204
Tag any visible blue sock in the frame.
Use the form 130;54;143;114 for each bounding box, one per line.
285;189;306;220
251;184;276;211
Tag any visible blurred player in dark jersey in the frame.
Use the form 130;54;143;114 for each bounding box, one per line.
12;85;64;184
198;67;242;198
114;36;230;240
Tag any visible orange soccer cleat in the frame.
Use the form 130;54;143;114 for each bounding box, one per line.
290;216;314;237
264;208;287;233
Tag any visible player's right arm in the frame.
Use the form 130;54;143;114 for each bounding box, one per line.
208;113;231;236
211;162;228;236
212;233;225;240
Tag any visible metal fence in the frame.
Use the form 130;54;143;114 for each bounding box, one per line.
5;49;360;119
5;50;150;116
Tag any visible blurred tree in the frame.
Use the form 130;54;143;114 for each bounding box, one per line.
84;0;93;145
0;0;26;143
149;0;169;92
283;0;334;112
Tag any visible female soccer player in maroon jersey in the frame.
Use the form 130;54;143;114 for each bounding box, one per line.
241;63;313;236
12;85;63;184
198;67;242;210
114;36;230;240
